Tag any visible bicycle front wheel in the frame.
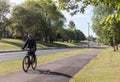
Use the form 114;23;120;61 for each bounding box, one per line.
31;56;37;70
22;56;30;72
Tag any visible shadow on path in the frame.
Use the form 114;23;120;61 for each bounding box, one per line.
92;46;108;49
27;69;73;78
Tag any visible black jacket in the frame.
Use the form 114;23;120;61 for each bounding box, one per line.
22;38;37;51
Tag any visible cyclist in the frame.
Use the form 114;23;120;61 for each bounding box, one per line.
22;34;37;57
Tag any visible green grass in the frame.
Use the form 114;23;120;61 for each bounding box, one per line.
0;38;81;52
0;48;92;76
0;39;24;51
70;47;120;82
37;41;79;48
55;42;78;47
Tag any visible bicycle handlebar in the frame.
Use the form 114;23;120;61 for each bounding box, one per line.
22;48;30;51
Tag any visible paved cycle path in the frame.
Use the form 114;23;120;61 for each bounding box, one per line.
0;48;105;82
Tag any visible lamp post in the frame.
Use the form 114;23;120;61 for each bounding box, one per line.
87;22;90;48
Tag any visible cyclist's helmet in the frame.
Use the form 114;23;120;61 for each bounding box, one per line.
28;34;33;38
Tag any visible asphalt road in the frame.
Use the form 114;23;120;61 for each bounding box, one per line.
0;42;98;62
0;48;81;62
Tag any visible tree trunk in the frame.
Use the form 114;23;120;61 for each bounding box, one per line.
20;30;25;40
0;32;2;40
113;46;116;51
21;34;25;40
113;36;116;51
45;34;48;43
49;36;53;43
116;44;119;50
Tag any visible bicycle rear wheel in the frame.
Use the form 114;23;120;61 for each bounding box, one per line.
22;56;30;72
31;55;37;70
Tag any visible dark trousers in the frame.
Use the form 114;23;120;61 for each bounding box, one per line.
28;51;36;57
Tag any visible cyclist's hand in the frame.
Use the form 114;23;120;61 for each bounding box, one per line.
22;48;25;51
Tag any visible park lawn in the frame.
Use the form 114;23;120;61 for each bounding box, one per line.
0;38;24;51
0;48;92;76
70;47;120;82
0;38;81;52
37;41;79;48
0;43;20;51
55;42;79;47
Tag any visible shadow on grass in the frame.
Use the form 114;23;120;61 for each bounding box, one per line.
28;69;73;78
0;39;78;49
0;40;23;47
0;38;108;50
38;42;70;48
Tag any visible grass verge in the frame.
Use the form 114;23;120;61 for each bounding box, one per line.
0;48;92;76
70;47;120;82
0;38;81;52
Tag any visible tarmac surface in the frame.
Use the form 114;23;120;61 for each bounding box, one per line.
0;48;105;82
0;48;81;62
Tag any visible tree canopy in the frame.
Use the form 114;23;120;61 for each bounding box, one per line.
58;0;120;51
3;0;86;43
0;0;10;39
92;3;120;51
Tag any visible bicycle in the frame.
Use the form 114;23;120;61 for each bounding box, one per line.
22;49;37;72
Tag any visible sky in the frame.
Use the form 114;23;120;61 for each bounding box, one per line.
10;0;96;37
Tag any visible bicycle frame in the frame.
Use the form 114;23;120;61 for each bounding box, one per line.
22;49;37;72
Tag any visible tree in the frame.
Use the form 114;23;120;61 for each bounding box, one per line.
74;30;86;42
58;0;120;26
60;27;86;43
88;35;94;41
10;5;34;39
68;21;76;30
26;0;66;43
10;0;65;42
92;4;111;43
0;0;10;39
0;0;10;22
36;0;66;43
58;0;120;51
92;4;120;51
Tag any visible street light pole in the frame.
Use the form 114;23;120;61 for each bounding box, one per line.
87;22;90;48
